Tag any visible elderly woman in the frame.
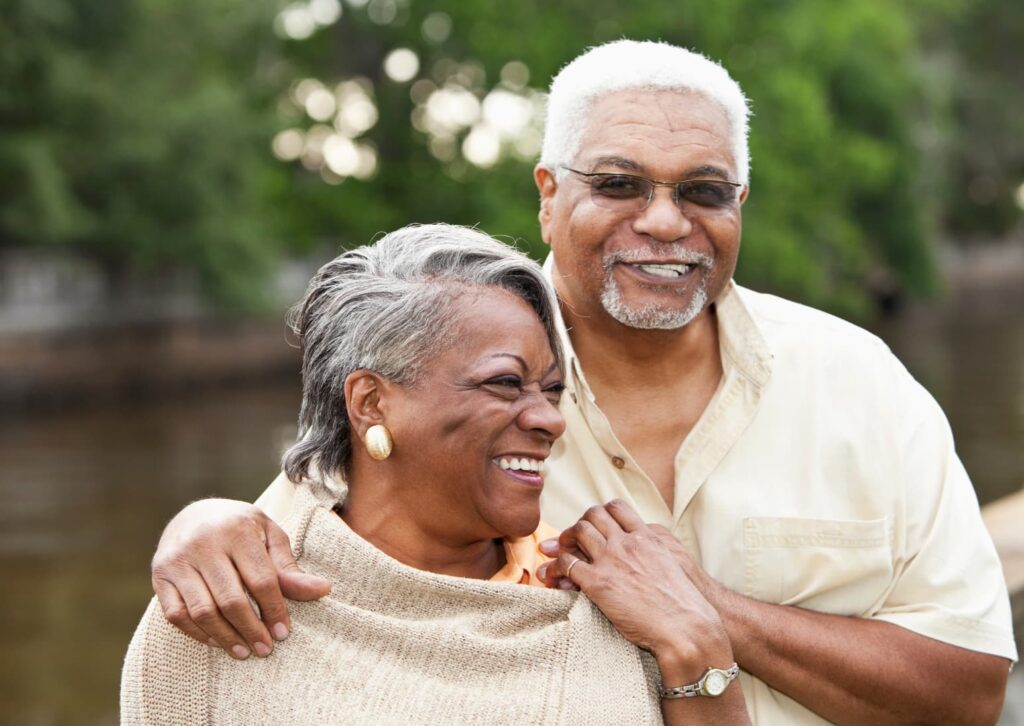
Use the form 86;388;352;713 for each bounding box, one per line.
121;224;748;725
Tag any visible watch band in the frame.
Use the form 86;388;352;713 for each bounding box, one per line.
660;663;739;699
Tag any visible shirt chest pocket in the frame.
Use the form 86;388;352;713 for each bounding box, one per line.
743;516;893;616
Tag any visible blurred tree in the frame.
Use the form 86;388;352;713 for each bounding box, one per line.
269;0;980;318
935;0;1024;240
0;0;291;308
2;0;1017;315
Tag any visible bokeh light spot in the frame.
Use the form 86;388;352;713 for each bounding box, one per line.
304;88;337;121
462;124;500;168
272;129;305;161
309;0;343;25
422;12;452;43
276;4;316;40
384;48;420;83
500;61;530;89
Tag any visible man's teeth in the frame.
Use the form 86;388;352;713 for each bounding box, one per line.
496;457;544;473
635;263;691;278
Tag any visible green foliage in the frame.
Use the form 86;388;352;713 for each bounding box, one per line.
2;0;1018;315
0;0;290;308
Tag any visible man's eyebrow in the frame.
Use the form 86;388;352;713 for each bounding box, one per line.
684;164;732;181
588;159;734;181
589;156;642;172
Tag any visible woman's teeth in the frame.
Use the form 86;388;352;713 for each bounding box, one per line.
635;263;691;278
496;457;543;473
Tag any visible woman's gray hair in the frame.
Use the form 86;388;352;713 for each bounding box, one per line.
282;223;563;483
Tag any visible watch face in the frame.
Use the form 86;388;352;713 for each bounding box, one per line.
704;670;727;697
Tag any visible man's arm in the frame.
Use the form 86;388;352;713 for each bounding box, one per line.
540;520;1010;726
151;498;331;659
666;533;1010;726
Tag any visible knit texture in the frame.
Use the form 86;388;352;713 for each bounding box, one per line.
121;480;662;725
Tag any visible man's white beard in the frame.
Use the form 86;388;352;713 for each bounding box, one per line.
599;248;713;330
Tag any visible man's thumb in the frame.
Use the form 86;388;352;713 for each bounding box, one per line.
265;523;332;601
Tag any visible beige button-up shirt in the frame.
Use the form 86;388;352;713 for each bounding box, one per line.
541;269;1016;723
257;265;1016;725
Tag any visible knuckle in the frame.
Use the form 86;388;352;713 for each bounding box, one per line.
189;603;221;625
219;595;254;617
247;574;279;598
163;606;189;626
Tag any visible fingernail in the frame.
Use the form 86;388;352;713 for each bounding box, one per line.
231;645;251;659
272;623;290;641
253;642;271;657
539;540;557;555
558;579;575;590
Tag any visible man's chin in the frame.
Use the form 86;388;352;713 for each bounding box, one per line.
601;273;710;330
601;293;708;330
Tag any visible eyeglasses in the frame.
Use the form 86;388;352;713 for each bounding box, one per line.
563;168;743;213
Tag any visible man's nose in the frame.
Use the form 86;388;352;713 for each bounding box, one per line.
631;187;693;243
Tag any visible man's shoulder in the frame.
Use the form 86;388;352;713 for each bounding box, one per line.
734;285;892;363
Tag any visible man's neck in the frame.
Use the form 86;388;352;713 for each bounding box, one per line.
562;301;722;395
560;299;724;509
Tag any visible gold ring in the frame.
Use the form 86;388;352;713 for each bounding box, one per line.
565;557;581;580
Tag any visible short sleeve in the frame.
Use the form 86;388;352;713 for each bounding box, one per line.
254;471;299;524
870;358;1017;662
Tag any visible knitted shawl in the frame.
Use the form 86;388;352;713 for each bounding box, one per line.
121;481;662;725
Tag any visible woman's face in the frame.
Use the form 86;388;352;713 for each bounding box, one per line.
383;288;566;541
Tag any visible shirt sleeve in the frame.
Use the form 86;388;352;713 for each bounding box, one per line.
870;356;1017;662
254;470;300;524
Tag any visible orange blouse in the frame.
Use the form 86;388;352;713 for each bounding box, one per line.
491;521;560;587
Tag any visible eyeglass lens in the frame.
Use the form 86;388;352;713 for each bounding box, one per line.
586;173;738;210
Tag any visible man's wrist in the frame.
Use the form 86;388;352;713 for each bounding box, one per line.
660;663;740;699
654;631;734;686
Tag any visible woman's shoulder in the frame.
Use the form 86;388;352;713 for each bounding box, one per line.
120;598;211;725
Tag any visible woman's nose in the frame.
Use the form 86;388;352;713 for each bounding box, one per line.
519;393;567;441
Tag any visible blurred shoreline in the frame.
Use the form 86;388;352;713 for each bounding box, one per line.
2;238;1021;412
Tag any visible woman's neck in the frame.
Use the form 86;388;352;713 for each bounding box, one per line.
337;462;506;580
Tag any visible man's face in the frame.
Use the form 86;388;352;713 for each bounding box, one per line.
536;89;747;330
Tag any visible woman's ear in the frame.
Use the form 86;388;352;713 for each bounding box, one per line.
343;370;392;441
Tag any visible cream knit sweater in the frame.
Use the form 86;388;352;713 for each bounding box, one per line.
121;480;662;725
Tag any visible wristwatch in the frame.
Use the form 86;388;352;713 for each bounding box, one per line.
660;663;739;699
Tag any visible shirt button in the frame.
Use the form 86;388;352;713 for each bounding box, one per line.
611;456;625;469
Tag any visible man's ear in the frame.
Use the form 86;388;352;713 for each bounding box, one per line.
738;184;750;206
534;164;558;247
343;370;393;442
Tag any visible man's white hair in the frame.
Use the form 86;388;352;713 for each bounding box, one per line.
540;40;751;185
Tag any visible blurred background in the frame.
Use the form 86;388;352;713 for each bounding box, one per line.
1;0;1022;723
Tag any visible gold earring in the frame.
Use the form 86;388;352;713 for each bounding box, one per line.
365;424;393;461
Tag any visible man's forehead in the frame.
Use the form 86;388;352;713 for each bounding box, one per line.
573;89;736;176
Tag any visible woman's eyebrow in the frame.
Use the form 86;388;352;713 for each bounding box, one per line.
481;353;528;368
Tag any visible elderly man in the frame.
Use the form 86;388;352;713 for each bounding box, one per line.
150;41;1016;724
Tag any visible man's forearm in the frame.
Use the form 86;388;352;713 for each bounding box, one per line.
713;586;1010;726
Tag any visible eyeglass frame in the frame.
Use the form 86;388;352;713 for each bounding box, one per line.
561;167;744;212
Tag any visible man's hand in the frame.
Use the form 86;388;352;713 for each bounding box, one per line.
150;499;331;659
540;501;750;725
